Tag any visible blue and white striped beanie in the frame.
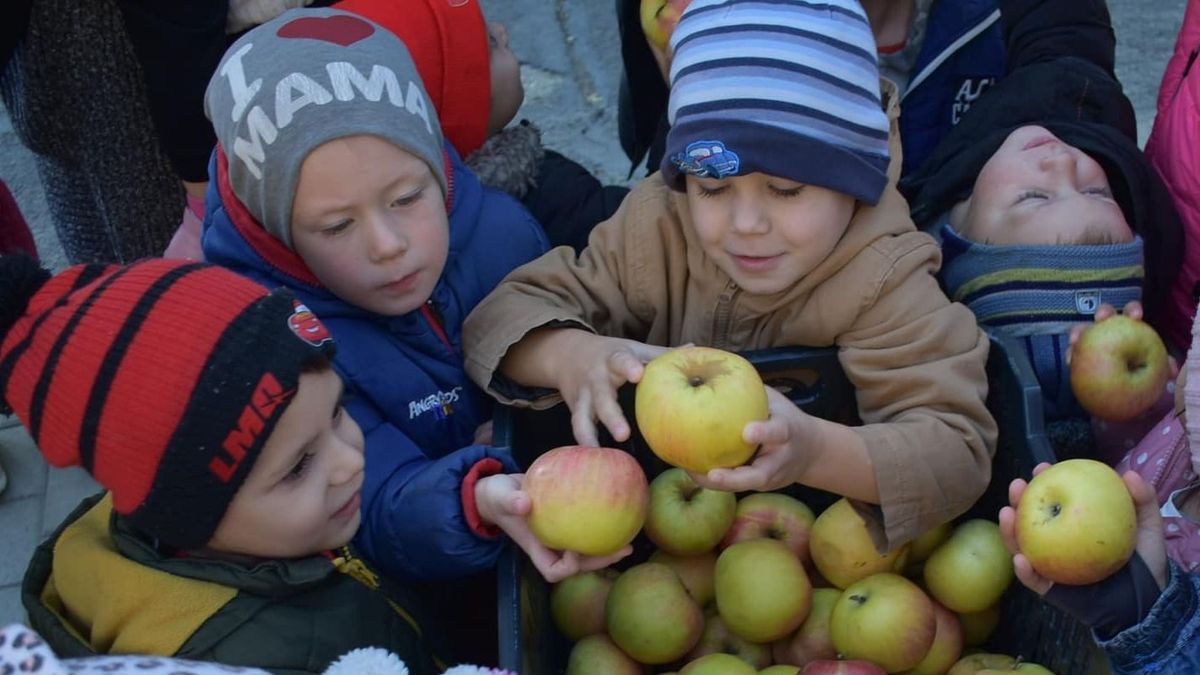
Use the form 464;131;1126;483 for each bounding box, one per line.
661;0;890;204
940;225;1145;420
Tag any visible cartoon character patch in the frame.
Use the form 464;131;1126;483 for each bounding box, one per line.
672;140;741;179
288;301;333;346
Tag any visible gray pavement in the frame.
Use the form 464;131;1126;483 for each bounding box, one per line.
0;0;1188;631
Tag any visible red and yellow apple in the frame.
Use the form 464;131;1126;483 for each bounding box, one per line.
551;569;617;641
900;601;963;675
829;573;936;673
525;445;648;556
946;654;1016;675
716;538;813;643
1069;315;1170;422
646;468;737;555
923;519;1014;613
639;0;693;50
636;346;769;474
565;634;646;675
810;499;908;589
800;660;887;675
680;652;758;675
722;492;816;565
649;549;718;607
1016;459;1137;585
606;562;704;664
772;587;840;666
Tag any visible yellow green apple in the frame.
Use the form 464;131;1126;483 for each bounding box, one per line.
900;601;963;675
772;587;840;666
551;568;617;641
1016;459;1137;585
716;538;813;643
829;573;936;672
722;492;816;566
681;653;758;675
646;468;737;554
635;346;769;474
799;661;887;674
761;666;802;675
946;654;1016;675
606;562;704;664
810;499;909;589
565;634;646;675
923;519;1014;613
1069;315;1170;422
650;549;717;607
686;610;772;669
977;663;1054;675
957;605;1000;647
908;522;953;565
525;445;648;556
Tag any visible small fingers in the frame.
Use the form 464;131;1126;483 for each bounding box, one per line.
998;505;1020;555
592;388;631;443
696;464;768;493
1007;478;1028;510
577;546;633;573
1120;301;1144;320
608;349;647;385
570;391;600;448
1094;303;1119;322
1012;553;1053;596
743;418;789;447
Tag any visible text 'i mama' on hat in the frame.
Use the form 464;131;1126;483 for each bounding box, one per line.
205;7;447;249
0;255;336;550
661;0;890;204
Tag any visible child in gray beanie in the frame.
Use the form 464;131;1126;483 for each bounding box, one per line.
198;8;620;602
463;0;997;555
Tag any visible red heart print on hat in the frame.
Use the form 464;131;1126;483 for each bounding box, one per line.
277;14;375;47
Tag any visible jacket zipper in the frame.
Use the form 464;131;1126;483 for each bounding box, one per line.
903;8;1001;100
712;284;741;350
421;300;455;355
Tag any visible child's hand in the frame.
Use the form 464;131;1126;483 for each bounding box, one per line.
691;387;820;493
473;420;494;446
474;473;632;583
998;462;1168;596
557;334;673;447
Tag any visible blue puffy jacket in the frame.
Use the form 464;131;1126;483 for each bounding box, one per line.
201;144;549;581
1100;562;1200;674
898;0;1006;176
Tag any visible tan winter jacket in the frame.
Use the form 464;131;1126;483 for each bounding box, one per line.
463;105;996;553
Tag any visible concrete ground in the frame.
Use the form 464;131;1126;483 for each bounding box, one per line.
0;0;1188;631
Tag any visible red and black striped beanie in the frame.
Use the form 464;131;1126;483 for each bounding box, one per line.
0;256;336;549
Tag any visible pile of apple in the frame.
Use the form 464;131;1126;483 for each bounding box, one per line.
544;463;1052;674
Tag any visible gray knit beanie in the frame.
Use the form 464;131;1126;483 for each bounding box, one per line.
205;7;446;249
661;0;890;205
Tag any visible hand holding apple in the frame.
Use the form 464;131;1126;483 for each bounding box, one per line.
998;462;1167;595
476;471;632;583
523;446;648;561
1068;309;1171;422
637;346;769;474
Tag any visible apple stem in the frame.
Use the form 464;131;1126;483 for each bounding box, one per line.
682;485;701;501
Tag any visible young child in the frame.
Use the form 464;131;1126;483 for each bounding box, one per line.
999;464;1200;673
198;8;624;587
899;0;1185;363
0;256;440;673
335;0;630;253
463;0;998;551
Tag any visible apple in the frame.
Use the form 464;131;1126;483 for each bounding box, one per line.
646;468;737;554
977;663;1054;675
565;634;646;675
957;605;1001;647
721;492;816;565
639;0;692;51
525;445;649;556
922;519;1013;613
762;667;802;675
686;611;772;669
606;562;704;664
772;587;840;666
1016;459;1137;585
1069;315;1170;422
635;346;769;474
810;499;909;589
800;661;888;675
908;522;953;565
715;538;813;643
829;573;936;673
551;568;617;641
680;652;758;675
650;549;718;607
946;654;1016;675
900;601;962;675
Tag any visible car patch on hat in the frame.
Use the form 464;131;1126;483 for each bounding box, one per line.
288;301;333;346
673;140;740;179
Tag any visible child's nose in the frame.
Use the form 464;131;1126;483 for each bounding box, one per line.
731;203;769;234
330;437;365;486
366;218;407;261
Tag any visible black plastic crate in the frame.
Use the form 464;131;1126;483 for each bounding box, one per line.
494;335;1110;675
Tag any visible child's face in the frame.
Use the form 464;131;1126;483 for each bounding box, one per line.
206;367;365;558
957;125;1133;246
291;135;449;316
487;22;523;135
686;173;855;295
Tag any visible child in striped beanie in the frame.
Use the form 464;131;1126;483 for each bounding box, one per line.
465;0;997;553
0;255;445;673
